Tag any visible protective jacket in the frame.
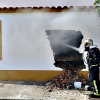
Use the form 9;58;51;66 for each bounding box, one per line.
86;46;100;96
86;46;100;70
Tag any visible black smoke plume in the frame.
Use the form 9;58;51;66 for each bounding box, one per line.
46;30;83;57
46;30;85;69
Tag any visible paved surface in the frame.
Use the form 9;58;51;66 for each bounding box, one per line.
0;81;100;100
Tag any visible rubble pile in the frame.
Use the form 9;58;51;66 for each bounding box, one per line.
46;61;90;91
45;30;89;91
46;71;89;90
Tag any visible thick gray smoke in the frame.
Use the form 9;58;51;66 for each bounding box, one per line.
46;30;83;57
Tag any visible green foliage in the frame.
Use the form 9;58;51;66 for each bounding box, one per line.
94;0;100;6
94;0;100;17
94;7;100;17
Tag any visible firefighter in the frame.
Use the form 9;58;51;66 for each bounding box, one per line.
84;38;100;98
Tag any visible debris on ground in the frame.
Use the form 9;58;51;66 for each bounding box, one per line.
0;80;99;100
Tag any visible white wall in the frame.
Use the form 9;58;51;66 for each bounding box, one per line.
0;9;100;70
0;0;95;7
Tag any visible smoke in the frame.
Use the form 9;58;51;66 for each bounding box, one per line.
46;30;83;57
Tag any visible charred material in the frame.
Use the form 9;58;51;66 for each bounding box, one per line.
46;30;84;69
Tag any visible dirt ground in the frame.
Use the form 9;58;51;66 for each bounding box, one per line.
0;81;100;100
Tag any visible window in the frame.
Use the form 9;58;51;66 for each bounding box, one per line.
0;21;2;60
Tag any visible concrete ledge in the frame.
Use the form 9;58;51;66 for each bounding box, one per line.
77;71;89;80
0;70;99;81
0;70;63;81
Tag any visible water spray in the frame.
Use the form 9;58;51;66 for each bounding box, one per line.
65;44;79;52
61;42;80;52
